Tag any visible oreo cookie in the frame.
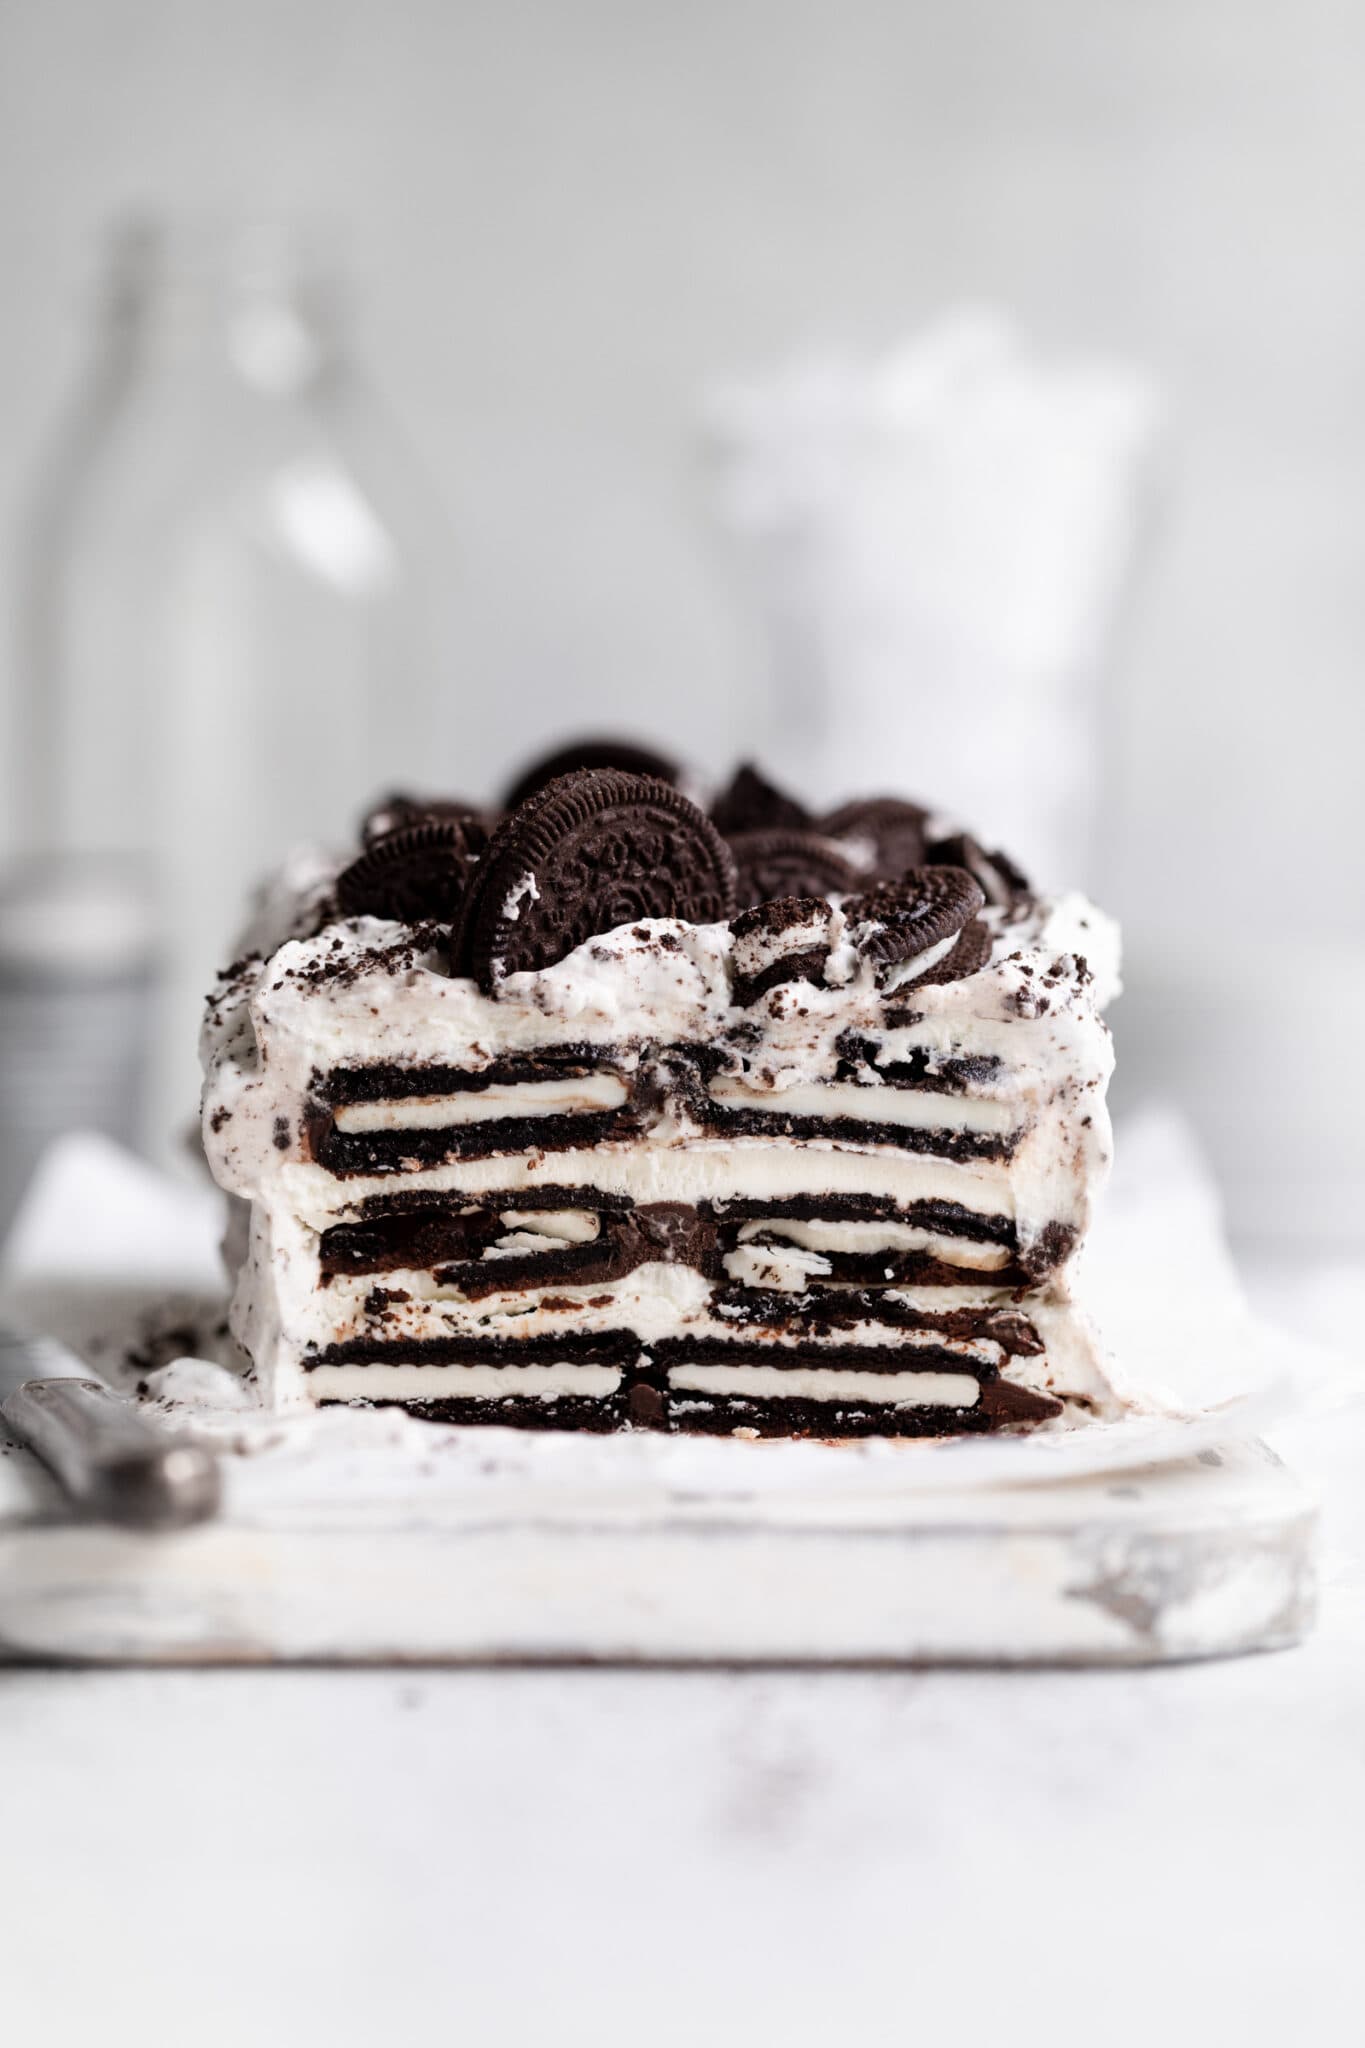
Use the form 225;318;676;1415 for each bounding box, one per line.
710;764;811;836
913;915;993;986
926;831;1031;909
456;769;738;990
360;793;490;847
843;866;985;984
729;830;861;910
820;796;929;879
729;896;834;1006
336;817;484;924
503;737;680;812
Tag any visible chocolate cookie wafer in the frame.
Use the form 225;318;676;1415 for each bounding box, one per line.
456;769;737;989
336;818;484;924
728;830;861;910
503;738;681;811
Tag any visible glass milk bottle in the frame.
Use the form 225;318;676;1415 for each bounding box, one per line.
16;218;442;1159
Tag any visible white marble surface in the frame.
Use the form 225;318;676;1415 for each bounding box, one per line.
0;1386;1360;2048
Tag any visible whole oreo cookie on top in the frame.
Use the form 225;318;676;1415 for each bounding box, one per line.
455;769;738;991
843;866;986;984
926;831;1031;909
709;764;812;836
502;737;681;812
729;830;861;910
336;816;485;925
820;796;930;880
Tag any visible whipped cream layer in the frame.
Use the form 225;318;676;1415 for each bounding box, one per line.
202;882;1120;1429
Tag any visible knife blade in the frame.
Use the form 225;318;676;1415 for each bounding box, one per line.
0;1326;220;1529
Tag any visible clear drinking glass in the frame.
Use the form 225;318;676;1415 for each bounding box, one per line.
707;313;1160;892
13;217;442;1163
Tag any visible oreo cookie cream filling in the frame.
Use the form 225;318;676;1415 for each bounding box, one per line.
201;747;1123;1438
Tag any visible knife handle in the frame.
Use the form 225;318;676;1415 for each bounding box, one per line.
6;1377;221;1528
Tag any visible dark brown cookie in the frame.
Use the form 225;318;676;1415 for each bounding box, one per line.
336;817;484;924
911;914;993;986
455;770;738;990
360;793;489;846
820;796;930;879
710;764;811;836
729;830;861;909
502;738;680;812
843;866;985;980
926;831;1031;909
729;895;835;1005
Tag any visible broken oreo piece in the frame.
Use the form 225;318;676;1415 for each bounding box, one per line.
912;915;992;986
843;866;986;986
728;830;862;909
820;796;930;879
710;764;812;836
336;818;483;925
456;769;738;991
502;738;680;812
729;895;835;1006
926;832;1031;909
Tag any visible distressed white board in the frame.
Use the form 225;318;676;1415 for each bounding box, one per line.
0;1430;1315;1666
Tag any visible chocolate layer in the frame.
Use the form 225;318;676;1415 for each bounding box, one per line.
305;1329;642;1369
322;1197;721;1285
694;1103;1021;1163
705;1191;1017;1246
833;1033;1005;1093
321;1394;626;1432
707;1294;1045;1352
718;1240;1034;1289
351;1185;635;1221
309;1108;634;1176
318;1365;1062;1436
317;1046;623;1104
305;1329;1025;1379
663;1394;1052;1438
651;1335;1003;1375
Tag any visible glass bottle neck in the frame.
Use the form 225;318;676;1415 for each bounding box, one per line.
97;218;346;395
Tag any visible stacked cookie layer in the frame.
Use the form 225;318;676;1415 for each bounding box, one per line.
202;830;1121;1435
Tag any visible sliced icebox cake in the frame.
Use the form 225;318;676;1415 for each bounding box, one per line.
201;745;1122;1438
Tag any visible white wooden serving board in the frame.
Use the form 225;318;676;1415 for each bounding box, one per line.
0;1427;1315;1667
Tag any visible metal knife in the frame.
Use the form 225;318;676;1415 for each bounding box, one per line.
0;1326;220;1529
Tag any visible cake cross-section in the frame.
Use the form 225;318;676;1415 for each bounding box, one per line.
201;752;1122;1436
